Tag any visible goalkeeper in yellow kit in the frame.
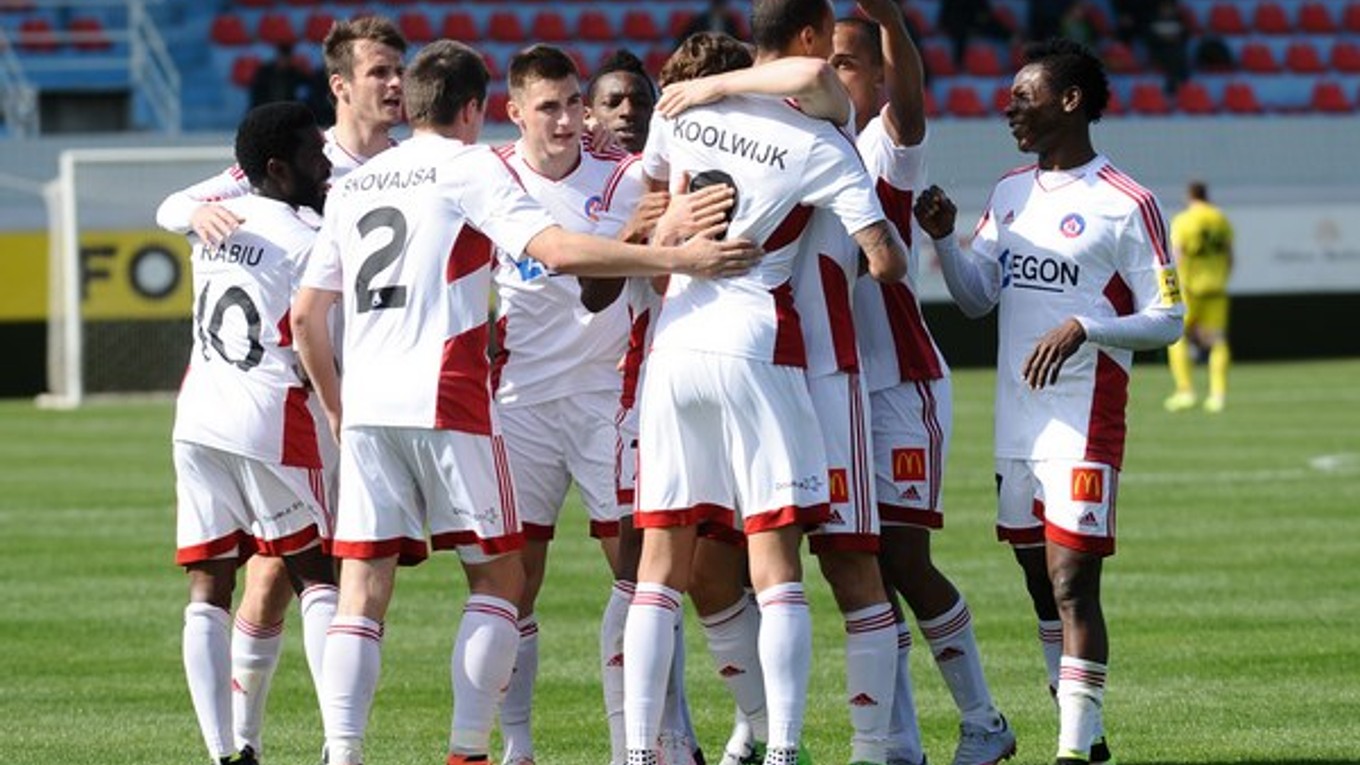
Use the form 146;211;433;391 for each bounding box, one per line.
1165;180;1234;413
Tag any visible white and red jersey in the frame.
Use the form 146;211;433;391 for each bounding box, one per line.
155;127;397;233
302;133;557;432
969;155;1183;468
619;276;663;409
641;94;884;366
790;207;862;379
173;194;321;468
851;117;949;393
490;140;642;407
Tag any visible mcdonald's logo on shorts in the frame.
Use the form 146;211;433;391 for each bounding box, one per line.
828;468;849;503
892;448;926;482
1071;467;1104;503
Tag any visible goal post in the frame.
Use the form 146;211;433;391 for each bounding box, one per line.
41;145;234;408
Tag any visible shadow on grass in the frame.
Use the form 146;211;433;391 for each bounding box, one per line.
1119;760;1358;764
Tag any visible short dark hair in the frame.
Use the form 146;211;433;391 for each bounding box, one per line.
1188;180;1209;201
660;32;754;87
234;101;318;187
587;49;656;103
508;44;579;98
322;15;407;81
403;40;489;128
835;17;882;66
1022;37;1110;122
751;0;831;53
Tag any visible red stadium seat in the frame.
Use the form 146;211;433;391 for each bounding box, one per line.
282;0;319;6
443;12;479;41
257;13;297;46
1239;41;1281;73
1222;81;1264;113
1251;2;1292;34
577;11;614;42
482;51;501;81
1346;2;1360;33
944;85;987;118
488;12;526;43
1331;40;1360;72
645;46;670;78
991;83;1011;113
922;44;957;78
399;11;434;43
1299;2;1338;33
1105;86;1125;116
991;3;1019;34
1175;80;1216;114
487;91;510;123
1085;4;1114;36
303;11;335;44
622;11;661;42
567;47;590;78
1310;80;1353;112
1285;41;1326;73
531;11;570;43
1101;40;1140;73
667;10;696;42
1129;82;1172;114
238;0;275;7
17;17;57;52
69;16;111;52
210;15;251;46
902;4;934;36
922;86;940;118
1207;3;1247;35
963;42;1003;76
231;54;262;87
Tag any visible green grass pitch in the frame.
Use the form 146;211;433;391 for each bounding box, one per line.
2;359;1358;764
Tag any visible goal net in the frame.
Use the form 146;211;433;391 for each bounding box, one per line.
42;146;234;407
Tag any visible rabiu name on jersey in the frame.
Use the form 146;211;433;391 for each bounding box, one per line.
199;241;265;266
999;249;1080;293
672;117;789;170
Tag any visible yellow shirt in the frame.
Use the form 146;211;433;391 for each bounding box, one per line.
1170;201;1233;296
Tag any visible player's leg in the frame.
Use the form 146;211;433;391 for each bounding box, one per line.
881;594;923;765
1200;295;1231;413
1164;296;1198;411
692;537;768;751
451;548;526;763
995;459;1062;691
231;557;292;758
747;525;813;765
279;542;339;712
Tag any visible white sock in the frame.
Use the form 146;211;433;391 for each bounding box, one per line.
660;605;695;738
887;621;924;765
603;581;635;765
499;615;538;763
700;593;768;743
451;595;520;757
321;615;384;765
1038;619;1063;693
920;597;1001;729
624;582;682;753
756;583;811;751
299;584;338;707
230;615;283;754
844;603;896;764
184;603;234;760
724;707;754;758
1056;656;1106;759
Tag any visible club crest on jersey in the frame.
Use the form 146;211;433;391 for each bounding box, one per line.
584;194;604;222
1059;213;1086;238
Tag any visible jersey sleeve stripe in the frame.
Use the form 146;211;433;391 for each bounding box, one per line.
1096;166;1170;265
602;155;641;210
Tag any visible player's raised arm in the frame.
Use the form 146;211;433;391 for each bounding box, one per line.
858;0;926;146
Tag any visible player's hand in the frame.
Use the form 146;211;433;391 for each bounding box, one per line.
620;190;670;244
586;121;625;155
913;185;957;241
657;76;728;118
190;203;244;247
856;0;904;25
324;405;342;446
672;229;763;279
1022;318;1087;390
654;174;737;245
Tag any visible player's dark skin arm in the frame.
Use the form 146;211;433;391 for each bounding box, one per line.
579;191;670;313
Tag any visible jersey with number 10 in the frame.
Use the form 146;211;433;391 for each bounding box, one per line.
303;133;557;432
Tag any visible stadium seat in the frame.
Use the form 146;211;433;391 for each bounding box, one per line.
1101;40;1140;73
991;83;1011;113
1085;4;1114;36
963;42;1003;76
565;47;590;78
1298;2;1338;33
1285;41;1326;73
1105;86;1125;116
922;44;957;78
667;10;696;42
1175;80;1216;114
1129;82;1172;114
1222;80;1264;113
944;85;988;118
488;12;526;43
17;16;58;52
922;86;940;118
621;11;661;42
237;0;275;8
481;51;501;81
991;3;1019;34
1207;3;1248;35
645;46;670;78
69;16;112;52
487;91;510;123
1239;41;1281;73
1331;40;1360;72
282;0;319;6
1251;2;1292;34
1179;3;1202;34
442;12;478;42
399;11;434;43
303;11;335;43
1346;2;1360;33
530;11;570;43
1310;80;1353;112
577;11;614;42
902;4;934;36
231;54;262;87
210;14;251;46
257;13;297;46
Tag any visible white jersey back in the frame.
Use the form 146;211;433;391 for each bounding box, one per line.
302;133;556;432
972;155;1177;468
173;195;321;468
851;116;948;392
641;94;884;365
491;141;640;407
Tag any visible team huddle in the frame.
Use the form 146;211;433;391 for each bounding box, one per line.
159;3;1184;765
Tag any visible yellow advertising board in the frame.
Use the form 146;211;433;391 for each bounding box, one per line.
0;229;193;322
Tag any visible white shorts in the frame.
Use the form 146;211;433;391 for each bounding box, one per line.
871;378;952;529
635;349;830;536
995;458;1118;556
174;441;330;565
616;402;639;513
334;425;523;565
499;391;622;540
805;372;879;554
